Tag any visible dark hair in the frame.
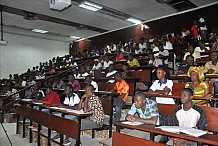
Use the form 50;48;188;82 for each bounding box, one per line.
134;92;146;99
186;55;194;60
182;88;194;96
46;85;53;90
85;84;94;91
114;72;122;78
66;84;74;91
157;65;170;79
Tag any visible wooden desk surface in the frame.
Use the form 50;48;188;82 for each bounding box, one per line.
19;99;92;117
114;122;218;146
144;93;218;101
170;74;218;79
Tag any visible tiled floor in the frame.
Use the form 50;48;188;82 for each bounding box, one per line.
0;123;107;146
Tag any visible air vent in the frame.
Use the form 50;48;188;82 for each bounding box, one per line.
23;12;38;20
167;0;197;11
156;0;173;3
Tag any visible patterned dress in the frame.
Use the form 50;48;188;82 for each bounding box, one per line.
185;82;209;107
88;95;105;125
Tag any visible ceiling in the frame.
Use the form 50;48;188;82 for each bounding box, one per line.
0;0;217;43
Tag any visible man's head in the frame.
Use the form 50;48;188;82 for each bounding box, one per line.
65;84;74;95
148;52;155;60
94;59;99;65
210;51;218;62
68;74;75;82
128;53;134;61
186;55;194;66
134;92;146;109
180;88;193;104
45;86;53;95
188;44;194;54
114;72;123;82
85;66;92;73
108;64;114;72
85;75;92;84
105;57;109;62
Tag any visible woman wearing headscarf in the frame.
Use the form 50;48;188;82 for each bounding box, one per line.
185;66;211;107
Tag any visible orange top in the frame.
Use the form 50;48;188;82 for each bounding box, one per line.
114;80;129;102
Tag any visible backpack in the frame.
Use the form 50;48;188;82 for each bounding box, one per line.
159;113;173;126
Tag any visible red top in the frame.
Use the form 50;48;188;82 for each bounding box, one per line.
191;25;199;39
116;53;124;62
42;91;61;105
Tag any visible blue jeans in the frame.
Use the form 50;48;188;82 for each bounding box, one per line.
113;98;125;122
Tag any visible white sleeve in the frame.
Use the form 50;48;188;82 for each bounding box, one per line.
74;94;80;105
167;80;173;93
128;104;137;115
149;80;158;91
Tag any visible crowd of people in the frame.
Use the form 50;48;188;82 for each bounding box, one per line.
1;14;218;146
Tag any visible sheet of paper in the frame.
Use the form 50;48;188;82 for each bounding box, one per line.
121;121;144;126
22;99;33;102
156;126;207;137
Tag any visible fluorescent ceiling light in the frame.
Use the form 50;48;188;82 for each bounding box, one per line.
144;24;149;29
70;36;81;39
75;38;85;42
126;18;142;24
32;29;48;34
79;1;103;11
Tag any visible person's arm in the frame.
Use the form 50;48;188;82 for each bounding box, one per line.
126;115;158;125
84;97;91;113
77;94;86;110
117;93;126;99
196;107;208;130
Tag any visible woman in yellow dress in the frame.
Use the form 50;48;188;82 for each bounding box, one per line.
185;66;211;107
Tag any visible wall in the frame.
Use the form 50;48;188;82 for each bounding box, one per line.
0;33;69;79
73;3;218;51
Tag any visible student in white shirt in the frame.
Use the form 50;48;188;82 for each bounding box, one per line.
52;84;80;143
106;64;117;83
103;57;113;69
85;75;98;91
148;65;175;104
92;59;102;70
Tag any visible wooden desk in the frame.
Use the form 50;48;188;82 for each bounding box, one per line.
16;102;91;146
114;121;218;146
170;74;218;80
144;93;218;107
112;132;166;146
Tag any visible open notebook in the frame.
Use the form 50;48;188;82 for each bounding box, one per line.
156;126;207;137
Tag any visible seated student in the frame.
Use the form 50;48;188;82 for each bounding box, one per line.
185;66;212;107
168;88;208;146
148;52;163;67
204;51;218;74
68;74;81;91
77;85;105;130
127;53;140;67
148;65;175;104
211;34;218;50
178;55;194;74
121;64;130;78
85;75;98;91
81;65;92;77
106;64;117;83
28;84;44;100
52;84;80;143
126;92;160;140
52;77;65;89
183;44;201;62
40;86;61;106
113;72;129;121
195;40;210;53
103;57;113;69
115;50;125;62
158;43;169;64
92;59;102;70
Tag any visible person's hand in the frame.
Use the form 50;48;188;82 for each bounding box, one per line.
126;115;136;122
164;86;168;91
206;93;212;101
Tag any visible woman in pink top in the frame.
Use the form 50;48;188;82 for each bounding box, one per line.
116;50;124;61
